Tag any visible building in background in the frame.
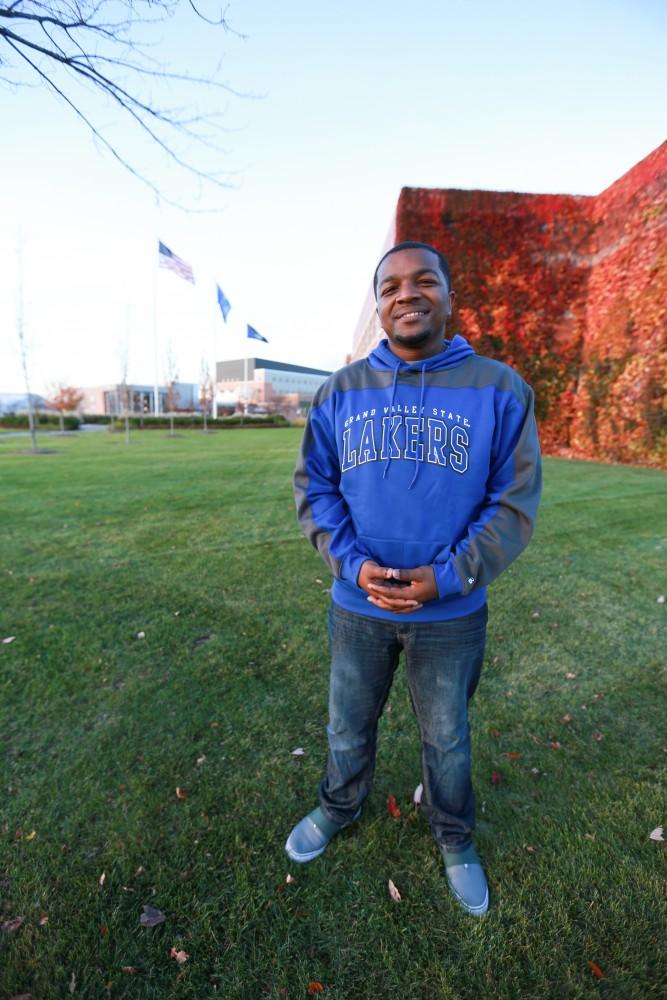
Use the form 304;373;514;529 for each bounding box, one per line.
350;142;666;466
78;383;200;415
0;392;58;414
214;357;331;415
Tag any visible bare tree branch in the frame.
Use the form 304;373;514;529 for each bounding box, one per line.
0;0;253;209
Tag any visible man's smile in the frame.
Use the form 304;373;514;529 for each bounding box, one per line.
396;309;429;321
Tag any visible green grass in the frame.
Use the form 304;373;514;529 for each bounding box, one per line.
1;429;665;999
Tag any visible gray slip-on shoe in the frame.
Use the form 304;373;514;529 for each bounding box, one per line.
441;843;489;917
285;806;361;863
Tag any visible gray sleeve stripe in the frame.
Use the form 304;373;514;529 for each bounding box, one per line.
293;406;342;577
453;390;542;594
313;361;392;407
313;355;530;408
392;357;531;402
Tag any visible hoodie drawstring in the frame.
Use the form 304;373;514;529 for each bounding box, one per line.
382;366;400;479
408;363;426;490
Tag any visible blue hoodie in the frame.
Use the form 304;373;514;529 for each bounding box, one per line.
294;335;542;622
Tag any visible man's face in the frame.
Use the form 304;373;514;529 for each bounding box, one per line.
375;247;453;359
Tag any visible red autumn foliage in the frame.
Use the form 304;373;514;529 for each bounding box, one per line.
394;141;667;468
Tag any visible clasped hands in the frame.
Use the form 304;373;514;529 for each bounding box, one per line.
357;560;438;614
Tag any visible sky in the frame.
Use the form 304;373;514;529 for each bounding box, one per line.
1;0;665;396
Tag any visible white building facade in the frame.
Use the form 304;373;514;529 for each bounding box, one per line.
214;358;331;412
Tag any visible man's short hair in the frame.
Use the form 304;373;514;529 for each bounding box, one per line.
373;241;452;298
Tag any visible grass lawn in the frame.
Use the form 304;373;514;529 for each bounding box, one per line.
1;428;665;999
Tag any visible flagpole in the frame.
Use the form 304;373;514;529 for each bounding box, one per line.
16;229;38;454
152;265;159;415
242;353;248;425
153;199;160;415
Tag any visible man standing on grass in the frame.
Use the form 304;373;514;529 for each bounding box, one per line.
287;242;542;916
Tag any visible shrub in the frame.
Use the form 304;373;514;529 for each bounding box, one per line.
0;413;80;431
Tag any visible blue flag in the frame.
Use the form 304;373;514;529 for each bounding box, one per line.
216;284;231;322
247;324;268;343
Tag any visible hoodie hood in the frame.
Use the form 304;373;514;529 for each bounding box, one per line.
368;334;475;372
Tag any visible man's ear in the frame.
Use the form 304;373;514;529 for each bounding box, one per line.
447;291;455;316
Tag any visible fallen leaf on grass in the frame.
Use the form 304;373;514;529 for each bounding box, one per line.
196;755;207;766
100;926;108;935
413;783;423;805
121;966;141;974
139;904;165;927
191;634;211;649
649;827;664;842
387;879;402;903
592;732;603;742
585;833;595;841
526;846;537;853
1;917;24;933
9;993;32;999
550;741;562;750
25;830;37;841
502;751;522;759
561;714;573;723
99;872;106;888
2;636;16;644
170;947;188;964
291;747;305;757
657;595;665;604
490;728;501;738
307;984;324;995
136;632;145;639
286;873;296;884
587;960;604;979
387;794;401;818
565;672;577;680
491;770;503;786
38;912;48;926
175;787;187;799
135;865;145;876
69;972;76;993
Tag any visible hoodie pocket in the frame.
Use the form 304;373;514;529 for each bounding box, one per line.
357;534;450;570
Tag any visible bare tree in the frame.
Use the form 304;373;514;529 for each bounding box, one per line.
0;1;249;208
164;346;178;437
14;231;40;453
199;358;213;432
16;269;37;452
118;343;131;444
48;383;84;431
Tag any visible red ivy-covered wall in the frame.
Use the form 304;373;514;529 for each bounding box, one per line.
395;142;666;466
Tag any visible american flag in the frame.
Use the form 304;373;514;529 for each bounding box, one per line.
158;241;195;284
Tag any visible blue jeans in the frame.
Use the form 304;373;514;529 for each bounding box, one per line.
319;601;488;850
